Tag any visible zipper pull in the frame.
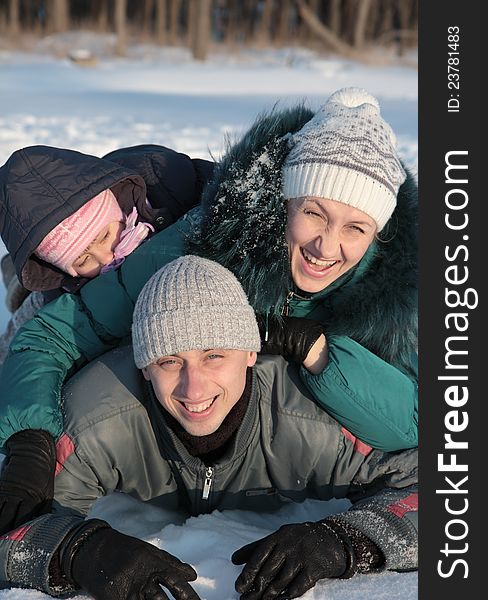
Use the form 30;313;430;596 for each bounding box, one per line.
202;467;214;500
281;292;294;317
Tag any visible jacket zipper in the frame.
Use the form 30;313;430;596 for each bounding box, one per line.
282;290;312;316
281;291;294;316
202;466;214;500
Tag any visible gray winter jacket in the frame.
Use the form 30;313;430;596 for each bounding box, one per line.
0;347;418;596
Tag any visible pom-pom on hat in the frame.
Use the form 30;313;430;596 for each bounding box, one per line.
282;87;406;231
35;189;124;276
132;255;261;369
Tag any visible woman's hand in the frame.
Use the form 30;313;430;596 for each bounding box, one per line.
256;315;328;372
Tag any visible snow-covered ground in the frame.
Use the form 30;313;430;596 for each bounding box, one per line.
0;37;417;600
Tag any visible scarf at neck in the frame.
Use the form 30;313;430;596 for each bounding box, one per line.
161;369;253;465
101;206;154;273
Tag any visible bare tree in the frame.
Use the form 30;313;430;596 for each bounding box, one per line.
299;0;321;45
191;0;212;60
0;0;418;54
142;0;155;39
224;0;240;46
187;0;196;46
115;0;127;56
8;0;20;36
395;0;413;55
328;0;342;35
352;0;372;47
168;0;182;45
97;0;109;32
48;0;70;33
276;0;292;44
155;0;167;44
255;0;274;45
296;0;369;61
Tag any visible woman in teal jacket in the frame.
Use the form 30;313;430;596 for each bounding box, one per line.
188;87;418;449
0;88;417;533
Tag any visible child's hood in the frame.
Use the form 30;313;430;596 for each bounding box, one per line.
0;145;150;292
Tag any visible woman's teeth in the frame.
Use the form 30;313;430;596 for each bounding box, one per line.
184;398;215;413
302;249;336;267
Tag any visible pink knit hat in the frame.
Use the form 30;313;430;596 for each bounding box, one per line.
35;189;124;276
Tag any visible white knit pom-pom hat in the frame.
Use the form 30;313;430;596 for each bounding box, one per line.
282;87;406;231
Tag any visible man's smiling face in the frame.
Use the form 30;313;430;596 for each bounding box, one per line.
143;348;257;436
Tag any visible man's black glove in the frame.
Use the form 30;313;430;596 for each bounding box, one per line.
0;429;56;535
231;519;383;600
256;315;325;364
59;519;201;600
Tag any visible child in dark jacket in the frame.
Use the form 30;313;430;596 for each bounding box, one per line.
0;144;214;361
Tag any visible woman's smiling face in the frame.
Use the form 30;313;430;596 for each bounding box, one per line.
286;197;377;294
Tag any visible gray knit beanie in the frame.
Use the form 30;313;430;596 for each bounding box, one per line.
283;87;406;231
132;255;261;368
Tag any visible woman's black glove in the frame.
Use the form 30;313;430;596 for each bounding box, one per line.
59;519;201;600
0;429;56;534
232;519;382;600
256;315;325;364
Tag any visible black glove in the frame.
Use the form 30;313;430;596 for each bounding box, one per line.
0;429;56;535
257;315;325;364
232;519;382;600
59;519;201;600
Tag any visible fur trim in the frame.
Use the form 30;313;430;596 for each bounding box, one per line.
324;170;418;374
188;105;313;313
187;105;417;375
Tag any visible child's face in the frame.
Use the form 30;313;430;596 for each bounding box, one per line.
71;221;124;278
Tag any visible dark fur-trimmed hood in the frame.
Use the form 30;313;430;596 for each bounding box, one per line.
187;105;418;374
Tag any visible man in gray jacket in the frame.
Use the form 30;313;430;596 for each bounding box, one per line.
0;256;417;600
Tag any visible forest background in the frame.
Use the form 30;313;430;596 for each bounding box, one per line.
1;0;418;62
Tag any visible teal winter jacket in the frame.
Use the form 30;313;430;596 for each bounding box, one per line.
0;107;418;451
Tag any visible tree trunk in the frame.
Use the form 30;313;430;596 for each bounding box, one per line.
276;0;291;44
97;0;109;32
143;0;155;39
51;0;69;32
8;0;20;36
168;0;182;45
395;0;413;55
255;0;274;45
352;0;372;47
115;0;127;56
0;9;6;36
186;0;195;46
155;0;167;45
329;0;342;36
299;0;320;46
377;0;393;39
191;0;212;61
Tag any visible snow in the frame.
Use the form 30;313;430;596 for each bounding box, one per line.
0;37;417;599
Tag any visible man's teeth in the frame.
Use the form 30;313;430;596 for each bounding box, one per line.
302;249;336;267
184;398;215;413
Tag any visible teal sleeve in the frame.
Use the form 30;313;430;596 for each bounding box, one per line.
299;335;418;452
0;217;190;446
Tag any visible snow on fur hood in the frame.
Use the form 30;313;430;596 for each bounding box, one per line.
187;105;418;375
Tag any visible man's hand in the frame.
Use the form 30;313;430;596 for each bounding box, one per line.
61;520;201;600
257;315;327;371
231;521;355;600
0;429;56;535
